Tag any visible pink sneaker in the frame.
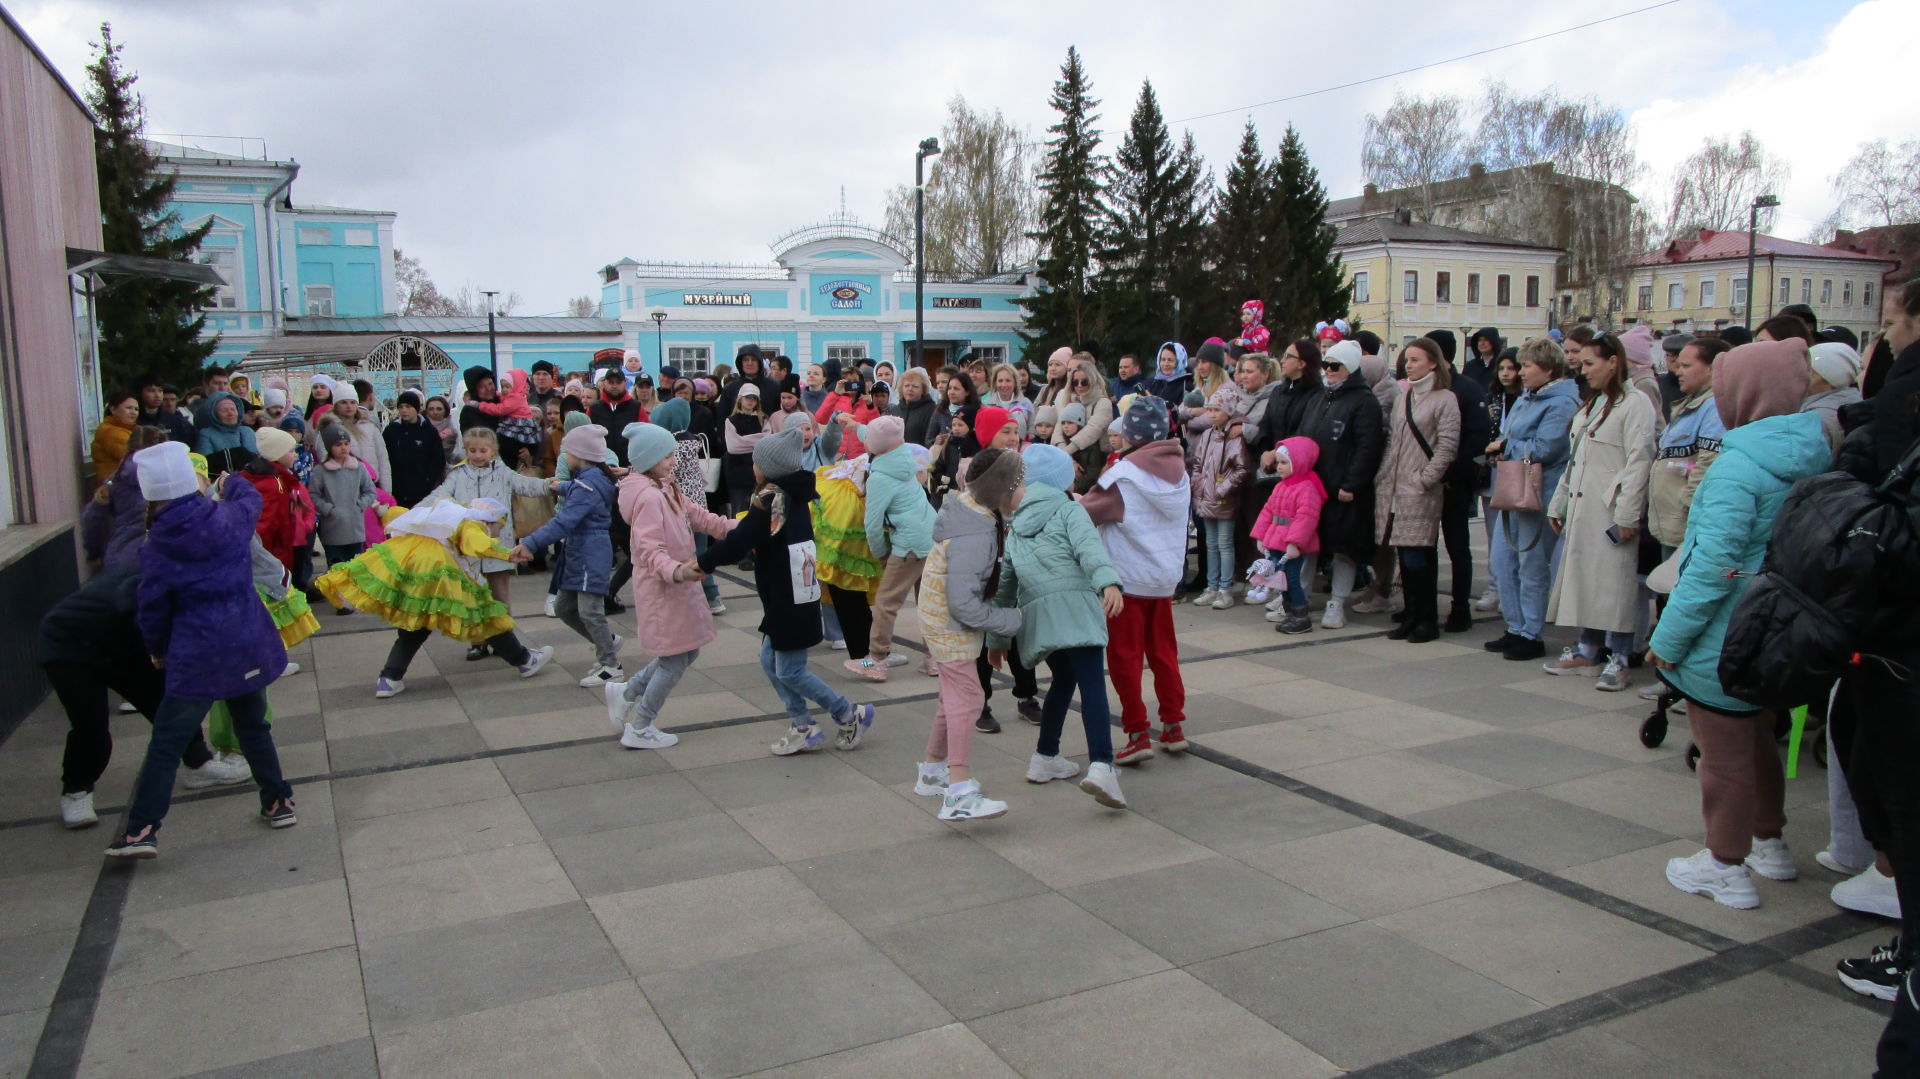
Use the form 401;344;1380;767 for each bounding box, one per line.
842;657;888;683
1542;647;1603;677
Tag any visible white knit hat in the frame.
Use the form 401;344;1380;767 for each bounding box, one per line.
133;441;199;501
1809;342;1863;390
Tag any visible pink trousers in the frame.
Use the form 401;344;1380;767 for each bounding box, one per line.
925;659;985;769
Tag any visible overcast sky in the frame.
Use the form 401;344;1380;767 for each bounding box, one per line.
14;0;1920;315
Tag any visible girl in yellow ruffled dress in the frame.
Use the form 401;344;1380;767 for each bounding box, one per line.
811;454;885;678
316;498;556;700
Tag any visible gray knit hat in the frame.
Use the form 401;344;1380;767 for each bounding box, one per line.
965;448;1024;512
320;422;352;449
1116;395;1169;444
753;425;807;479
1058;401;1088;427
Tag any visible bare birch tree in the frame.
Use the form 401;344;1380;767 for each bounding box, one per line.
1360;90;1468;222
1828;138;1920;230
885;95;1040;276
566;295;600;317
1664;132;1790;239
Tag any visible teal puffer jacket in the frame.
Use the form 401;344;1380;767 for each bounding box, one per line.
863;444;935;559
988;484;1120;668
1650;412;1831;712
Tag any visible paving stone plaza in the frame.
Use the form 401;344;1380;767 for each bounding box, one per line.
0;566;1894;1078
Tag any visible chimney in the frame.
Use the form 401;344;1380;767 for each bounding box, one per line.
1468;162;1486;178
1395;207;1413;225
1363;182;1378;198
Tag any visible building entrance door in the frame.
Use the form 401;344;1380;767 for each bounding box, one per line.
915;346;948;374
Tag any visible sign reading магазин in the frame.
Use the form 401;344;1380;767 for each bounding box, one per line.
683;292;753;306
817;279;872;309
932;297;982;309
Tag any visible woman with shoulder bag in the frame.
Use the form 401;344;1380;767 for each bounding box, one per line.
1373;338;1460;642
1485;339;1581;661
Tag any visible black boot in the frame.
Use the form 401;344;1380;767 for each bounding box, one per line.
1443;600;1474;634
1406;565;1441;643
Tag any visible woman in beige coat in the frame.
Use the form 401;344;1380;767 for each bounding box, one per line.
1544;332;1658;692
1051;358;1115;455
1374;338;1461;643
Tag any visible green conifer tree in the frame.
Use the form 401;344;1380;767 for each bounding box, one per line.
1264;124;1349;341
1097;80;1209;357
1017;47;1105;364
1208;119;1276;337
86;23;217;392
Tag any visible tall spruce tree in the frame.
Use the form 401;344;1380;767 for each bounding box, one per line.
1209;119;1277;338
1018;47;1105;364
1097;80;1209;357
87;23;217;392
1264;125;1349;341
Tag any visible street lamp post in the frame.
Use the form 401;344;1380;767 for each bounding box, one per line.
650;306;667;374
915;137;941;369
1745;194;1780;325
481;290;500;375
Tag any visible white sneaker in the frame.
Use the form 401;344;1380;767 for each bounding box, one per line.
1321;599;1347;629
604;681;633;734
1472;587;1499;613
828;639;848;651
182;754;252;790
1350;591;1396;615
1817;849;1871;876
938;780;1007;822
375;676;406;699
544;594;558;618
1744;837;1798;881
1666;848;1760;909
1833;865;1903;919
1264;594;1287;613
578;664;625;688
1026;753;1080;783
1078;762;1127;809
914;761;950;796
883;652;910;669
1210;591;1234;610
1595;655;1631;692
518;645;556;678
1264;605;1289;624
1543;647;1602;676
281;660;301;677
708;597;727;615
116;700;139;714
771;723;826;756
1638;682;1665;701
60;791;98;829
620;724;679;750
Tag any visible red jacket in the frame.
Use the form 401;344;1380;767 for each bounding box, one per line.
241;463;300;569
814;395;880;459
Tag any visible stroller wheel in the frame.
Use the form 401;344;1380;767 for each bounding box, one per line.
1639;712;1668;749
1685;743;1701;771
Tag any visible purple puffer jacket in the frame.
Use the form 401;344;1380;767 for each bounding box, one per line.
137;473;287;699
81;458;151;571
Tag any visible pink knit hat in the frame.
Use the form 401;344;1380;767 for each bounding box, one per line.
1048;346;1074;368
863;415;906;457
560;423;609;463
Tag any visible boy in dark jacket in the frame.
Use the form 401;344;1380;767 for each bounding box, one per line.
698;426;876;755
384;390;447;507
514;424;621;687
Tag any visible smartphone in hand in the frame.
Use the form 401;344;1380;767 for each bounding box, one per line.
1605;523;1624;546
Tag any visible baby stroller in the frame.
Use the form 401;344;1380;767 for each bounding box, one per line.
1639;681;1826;772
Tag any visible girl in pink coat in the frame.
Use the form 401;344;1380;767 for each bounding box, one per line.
606;423;737;749
1250;437;1327;634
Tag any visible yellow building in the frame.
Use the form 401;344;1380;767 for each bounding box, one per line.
1626;230;1895;339
1335;216;1564;354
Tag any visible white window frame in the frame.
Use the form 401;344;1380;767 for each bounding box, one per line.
1434;271;1451;305
1402;271;1419;303
304;284;335;317
1802;279;1812;304
1699;279;1717;309
824;343;870;365
199;247;240;310
1865;282;1876;312
1732;277;1747;310
1821;279;1833;306
1352;271;1370;303
296;225;330;245
1667;282;1685;310
1843;280;1854;307
756;342;784;360
1780;277;1792;306
968;344;1007;366
1637;285;1653;311
667;344;713;374
343;227;376;247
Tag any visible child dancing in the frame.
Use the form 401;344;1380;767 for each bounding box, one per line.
512;423;622;687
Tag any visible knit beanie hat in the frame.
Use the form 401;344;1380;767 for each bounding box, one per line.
1194;341;1229;368
1809;342;1863;390
1058;402;1088;427
864;415;906;457
1032;405;1059;429
1208;384;1249;416
397;388;423;411
975;406;1014;447
753;425;806;478
1715;339;1812;430
693;378;715;397
255;427;296;462
1117;395;1169;444
650;396;691;434
262;387;287;409
621;422;676;473
462;365;493;396
321;422;353;450
1021;443;1075;491
965;448;1025;512
561;423;609;464
1720;326;1754;347
1182;390;1205;409
1323;339;1363;372
1426;329;1458;364
134;441;198;501
1047;346;1074;370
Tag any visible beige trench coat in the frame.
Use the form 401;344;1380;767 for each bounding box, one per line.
1546;390;1658;633
1373;376;1460;547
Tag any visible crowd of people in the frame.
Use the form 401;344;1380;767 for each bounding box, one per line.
49;282;1920;1067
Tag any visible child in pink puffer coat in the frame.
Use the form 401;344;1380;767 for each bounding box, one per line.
1250;436;1327;635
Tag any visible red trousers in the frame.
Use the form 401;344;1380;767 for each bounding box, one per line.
1107;594;1185;736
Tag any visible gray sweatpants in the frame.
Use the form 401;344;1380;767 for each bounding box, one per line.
622;648;700;727
556;590;619;668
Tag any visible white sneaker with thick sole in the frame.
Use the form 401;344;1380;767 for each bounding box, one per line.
518;645;557;678
828;639;847;651
1817;849;1871;876
1472;587;1499;612
883;653;910;669
1595;655;1631;692
281;660;301;677
1833;865;1903;919
1026;753;1080;783
1190;589;1218;607
579;664;626;688
375;677;406;699
116;700;138;714
620;724;679;750
938;781;1007;822
914;762;950;797
708;597;727;615
604;681;633;734
182;754;253;790
1666;848;1760;909
1321;599;1347;629
60;791;98;829
1079;762;1127;809
1744;836;1799;881
771;723;825;756
544;594;558;618
1210;591;1234;610
1638;682;1665;701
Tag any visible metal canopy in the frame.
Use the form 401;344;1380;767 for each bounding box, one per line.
239;333;458;374
66;247;226;286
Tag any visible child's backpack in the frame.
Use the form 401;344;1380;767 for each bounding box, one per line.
1717;437;1920;709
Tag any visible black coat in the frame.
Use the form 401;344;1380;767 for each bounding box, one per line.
384;416;447;508
722;414;764;493
698;470;823;651
1448;376;1494;489
589;396;643;465
37;566;143;667
1254;377;1322;455
138;407;195;446
1298;378;1386;560
892;397;938;447
1146;373;1192;411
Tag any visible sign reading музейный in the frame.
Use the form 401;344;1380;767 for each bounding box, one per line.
683;292;753;306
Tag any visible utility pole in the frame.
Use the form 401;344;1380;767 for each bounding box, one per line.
1744;195;1778;326
482;290;500;375
915;137;941;369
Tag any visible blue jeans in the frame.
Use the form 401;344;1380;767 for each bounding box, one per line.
623;648;700;726
1036;646;1115;765
1578;627;1634;658
1490;510;1561;641
1281;555;1307;608
759;636;851;727
1200;517;1236;591
547;539;567;597
693;534;720;602
821;599;844;644
126;689;292;833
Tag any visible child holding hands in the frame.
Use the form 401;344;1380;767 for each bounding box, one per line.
512;423;622;687
1250;436;1327;635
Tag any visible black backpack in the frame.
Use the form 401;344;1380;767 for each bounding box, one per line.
1717;439;1920;708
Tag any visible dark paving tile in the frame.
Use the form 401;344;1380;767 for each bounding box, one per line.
872;893;1170;1020
1410;732;1630;789
1600;970;1886;1078
790;836;1048;932
266;711;327;747
492;739;675;794
359;901;626;1034
319;677;454;712
1314;657;1513;701
548;811;776;897
1191;921;1540;1069
518;772;716;840
1065;856;1355;965
1415;684;1600;729
1409;790;1671;872
641;934;950;1078
122;823;344;916
0;926;75;1016
680;754;878;811
326;723;486;774
182;1037;380;1079
1446;1028;1698;1079
1131;781;1364;855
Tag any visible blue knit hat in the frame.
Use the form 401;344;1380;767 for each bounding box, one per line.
650;396;691;434
1021;443;1074;491
622;422;676;473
